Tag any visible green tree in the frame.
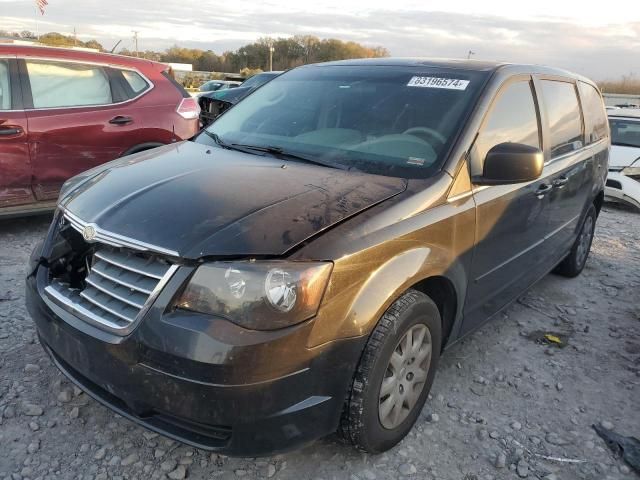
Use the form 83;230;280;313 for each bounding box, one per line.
4;29;388;74
84;39;103;51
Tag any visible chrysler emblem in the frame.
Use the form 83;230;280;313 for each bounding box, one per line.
82;225;97;242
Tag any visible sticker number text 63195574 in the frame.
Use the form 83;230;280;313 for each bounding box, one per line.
407;76;470;90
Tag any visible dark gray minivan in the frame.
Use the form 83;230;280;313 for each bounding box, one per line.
27;59;609;455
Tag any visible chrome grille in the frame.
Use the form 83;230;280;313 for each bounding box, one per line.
45;247;177;334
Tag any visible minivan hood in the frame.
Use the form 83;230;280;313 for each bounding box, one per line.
60;142;407;259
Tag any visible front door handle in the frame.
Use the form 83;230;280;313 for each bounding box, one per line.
553;176;569;188
535;184;553;197
109;116;133;126
0;126;23;136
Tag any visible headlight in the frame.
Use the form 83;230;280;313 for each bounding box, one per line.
621;166;640;176
175;261;333;330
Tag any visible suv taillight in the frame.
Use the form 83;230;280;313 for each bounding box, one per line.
176;97;200;120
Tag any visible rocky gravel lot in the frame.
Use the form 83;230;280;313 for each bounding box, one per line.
0;206;639;480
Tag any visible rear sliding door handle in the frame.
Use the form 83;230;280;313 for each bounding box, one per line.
553;176;569;188
109;116;133;126
535;184;553;197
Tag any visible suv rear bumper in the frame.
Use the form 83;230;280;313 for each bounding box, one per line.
26;263;365;456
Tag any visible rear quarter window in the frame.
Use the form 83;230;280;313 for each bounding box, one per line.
578;82;608;144
540;80;583;158
121;70;149;95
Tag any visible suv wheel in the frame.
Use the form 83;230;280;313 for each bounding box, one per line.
339;289;442;453
554;204;596;278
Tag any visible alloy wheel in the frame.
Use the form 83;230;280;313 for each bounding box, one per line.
378;324;432;429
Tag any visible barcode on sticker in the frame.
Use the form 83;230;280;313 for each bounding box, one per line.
407;76;469;90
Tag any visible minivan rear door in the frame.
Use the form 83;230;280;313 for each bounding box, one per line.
19;58;152;201
534;77;599;258
0;56;34;209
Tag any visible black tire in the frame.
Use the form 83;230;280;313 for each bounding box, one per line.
339;289;442;453
554;204;596;278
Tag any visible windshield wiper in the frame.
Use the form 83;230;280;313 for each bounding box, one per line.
201;133;349;170
201;130;235;149
230;143;348;170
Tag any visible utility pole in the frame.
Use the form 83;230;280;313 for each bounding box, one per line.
73;27;77;46
132;31;139;57
467;50;475;60
267;41;274;72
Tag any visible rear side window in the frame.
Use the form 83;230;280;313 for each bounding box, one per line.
0;60;11;110
540;80;583;158
474;80;540;164
26;60;112;108
609;118;640;148
121;70;149;95
578;82;608;144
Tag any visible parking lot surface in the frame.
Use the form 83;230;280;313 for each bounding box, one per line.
0;207;638;480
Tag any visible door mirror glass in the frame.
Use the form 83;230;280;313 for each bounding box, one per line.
474;142;544;185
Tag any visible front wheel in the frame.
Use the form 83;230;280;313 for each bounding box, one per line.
339;289;442;453
554;204;596;277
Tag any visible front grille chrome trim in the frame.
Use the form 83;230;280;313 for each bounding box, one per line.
61;208;180;257
79;288;138;323
44;281;131;332
85;276;147;309
134;262;180;329
43;210;180;337
44;264;179;336
94;250;166;280
90;264;154;295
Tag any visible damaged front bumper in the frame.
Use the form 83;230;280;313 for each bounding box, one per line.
26;240;365;456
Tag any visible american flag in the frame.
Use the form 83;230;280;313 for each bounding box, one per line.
36;0;48;15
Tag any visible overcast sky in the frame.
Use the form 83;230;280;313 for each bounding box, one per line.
1;0;639;79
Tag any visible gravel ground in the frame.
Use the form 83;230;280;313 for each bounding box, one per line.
0;206;639;480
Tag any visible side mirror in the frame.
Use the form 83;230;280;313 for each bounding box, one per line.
473;142;544;185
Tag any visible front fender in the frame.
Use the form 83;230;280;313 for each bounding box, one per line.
297;173;476;349
307;242;469;348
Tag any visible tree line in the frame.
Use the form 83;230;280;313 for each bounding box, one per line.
1;30;103;51
4;30;636;93
1;30;389;72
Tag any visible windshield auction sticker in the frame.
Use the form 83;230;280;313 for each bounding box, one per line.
407;76;469;90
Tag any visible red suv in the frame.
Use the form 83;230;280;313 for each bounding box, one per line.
0;45;200;217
